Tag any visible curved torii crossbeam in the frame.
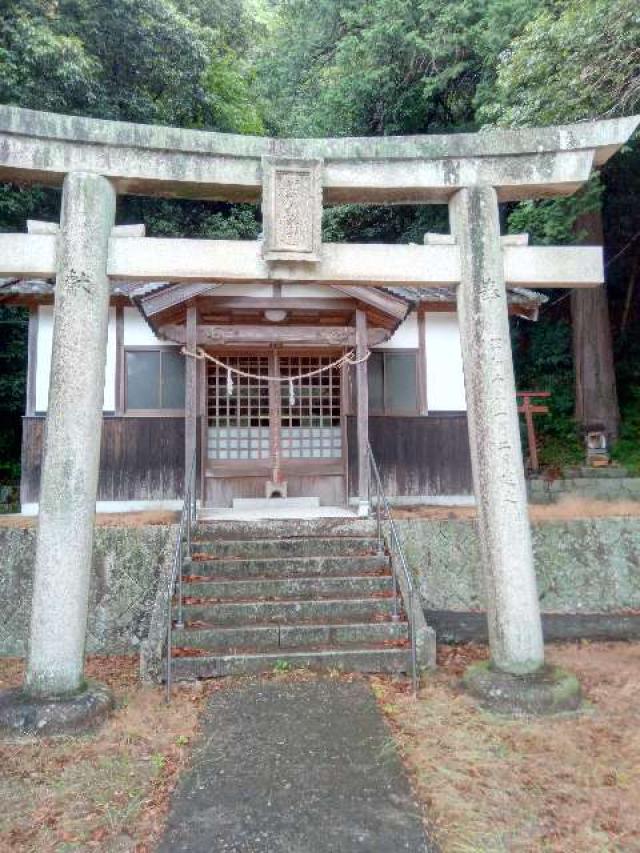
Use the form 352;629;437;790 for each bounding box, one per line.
0;104;636;718
0;105;636;203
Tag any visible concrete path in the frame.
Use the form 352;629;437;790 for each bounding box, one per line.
159;680;432;853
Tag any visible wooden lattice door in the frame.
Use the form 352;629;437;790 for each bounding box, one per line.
279;355;343;460
207;355;271;462
205;352;345;507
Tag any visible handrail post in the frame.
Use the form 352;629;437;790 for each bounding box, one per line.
409;588;418;695
375;479;383;556
176;529;184;630
166;447;197;701
367;440;418;691
186;491;192;557
166;592;172;703
390;524;400;623
191;454;197;526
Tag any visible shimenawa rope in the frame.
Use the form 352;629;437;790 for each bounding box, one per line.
181;346;370;404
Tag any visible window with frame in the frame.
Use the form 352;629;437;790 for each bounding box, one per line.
367;350;418;415
125;348;185;412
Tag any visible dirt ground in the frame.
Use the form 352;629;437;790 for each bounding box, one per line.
0;657;208;853
374;641;640;853
392;496;640;522
1;644;639;851
2;498;640;529
0;510;180;529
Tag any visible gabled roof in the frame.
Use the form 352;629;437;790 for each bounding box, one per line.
380;285;547;320
0;277;546;321
0;278;168;299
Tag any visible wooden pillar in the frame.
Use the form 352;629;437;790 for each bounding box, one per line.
198;353;207;507
571;210;619;445
25;306;38;417
185;304;198;499
417;305;428;415
114;305;125;415
269;349;283;487
355;308;369;514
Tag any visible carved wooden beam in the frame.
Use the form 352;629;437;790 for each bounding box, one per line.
140;282;222;316
197;296;354;312
159;324;389;347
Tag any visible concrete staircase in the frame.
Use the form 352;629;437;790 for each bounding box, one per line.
168;518;412;680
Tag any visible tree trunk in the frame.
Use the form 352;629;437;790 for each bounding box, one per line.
571;210;620;446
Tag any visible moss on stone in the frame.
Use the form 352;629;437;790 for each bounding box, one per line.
462;660;582;717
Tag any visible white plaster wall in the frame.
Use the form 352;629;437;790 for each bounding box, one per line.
103;310;117;410
123;306;162;346
425;312;467;411
281;284;336;298
377;312;419;349
216;283;274;297
36;305;117;411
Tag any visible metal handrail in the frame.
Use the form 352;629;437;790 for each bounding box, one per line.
165;448;197;702
368;443;418;692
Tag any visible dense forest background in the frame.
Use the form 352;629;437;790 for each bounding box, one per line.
0;0;639;483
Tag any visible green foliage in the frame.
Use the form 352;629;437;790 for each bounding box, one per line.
612;393;640;475
121;199;261;239
507;178;603;247
257;0;546;137
612;321;640;474
512;317;583;469
323;205;448;244
480;0;640;126
0;307;28;484
0;0;263;130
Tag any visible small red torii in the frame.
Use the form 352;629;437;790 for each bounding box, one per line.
517;391;550;473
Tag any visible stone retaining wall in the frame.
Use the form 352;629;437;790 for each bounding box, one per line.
396;516;640;641
528;473;640;504
0;525;176;656
2;517;639;656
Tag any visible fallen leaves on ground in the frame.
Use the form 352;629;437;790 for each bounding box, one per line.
0;656;208;853
374;641;640;853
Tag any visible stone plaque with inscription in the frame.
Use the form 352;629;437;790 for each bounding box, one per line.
262;157;323;262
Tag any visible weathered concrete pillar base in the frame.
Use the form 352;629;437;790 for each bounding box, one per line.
449;184;545;676
0;682;114;737
462;661;581;717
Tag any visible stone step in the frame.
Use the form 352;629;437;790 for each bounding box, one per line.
181;575;393;601
167;646;411;680
190;536;381;559
176;597;398;626
172;621;408;652
194;517;377;541
232;496;320;510
185;554;389;579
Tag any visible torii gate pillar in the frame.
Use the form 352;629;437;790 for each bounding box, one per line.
18;172;116;728
450;185;545;676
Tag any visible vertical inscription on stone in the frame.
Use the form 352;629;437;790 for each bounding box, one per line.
274;169;313;251
262;157;322;262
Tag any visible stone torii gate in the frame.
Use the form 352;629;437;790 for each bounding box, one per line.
0;106;637;727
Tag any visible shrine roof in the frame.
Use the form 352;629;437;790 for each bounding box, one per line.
0;278;546;316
